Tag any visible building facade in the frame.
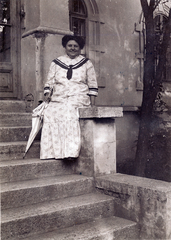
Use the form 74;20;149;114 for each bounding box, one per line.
0;0;170;170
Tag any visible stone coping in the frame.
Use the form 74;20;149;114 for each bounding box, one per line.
123;106;140;112
22;26;73;38
89;106;140;112
79;107;123;119
96;173;171;193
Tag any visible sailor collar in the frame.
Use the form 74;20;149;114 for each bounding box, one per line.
53;56;89;80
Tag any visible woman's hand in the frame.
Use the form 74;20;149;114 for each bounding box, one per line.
90;95;95;106
44;92;51;102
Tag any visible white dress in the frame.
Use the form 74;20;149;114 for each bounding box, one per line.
40;54;98;159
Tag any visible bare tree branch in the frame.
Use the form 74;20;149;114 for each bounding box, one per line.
140;0;150;19
150;0;155;9
153;0;162;10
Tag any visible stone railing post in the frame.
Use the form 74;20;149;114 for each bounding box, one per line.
73;107;123;177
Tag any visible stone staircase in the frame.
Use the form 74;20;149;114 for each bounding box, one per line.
0;100;139;240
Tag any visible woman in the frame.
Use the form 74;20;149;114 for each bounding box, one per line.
40;35;98;160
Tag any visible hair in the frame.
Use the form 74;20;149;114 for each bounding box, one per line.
62;35;85;49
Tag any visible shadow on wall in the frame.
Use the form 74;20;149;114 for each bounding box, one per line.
116;110;171;182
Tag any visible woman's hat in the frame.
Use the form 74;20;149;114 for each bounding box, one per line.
62;35;85;49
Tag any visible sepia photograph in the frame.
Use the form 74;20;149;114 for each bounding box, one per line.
0;0;171;239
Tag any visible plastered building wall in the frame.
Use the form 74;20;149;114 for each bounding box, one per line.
21;0;142;107
96;0;142;107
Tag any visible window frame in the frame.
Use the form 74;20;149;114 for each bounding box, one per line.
69;0;87;56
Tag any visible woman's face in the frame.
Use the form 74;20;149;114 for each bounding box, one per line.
65;40;81;59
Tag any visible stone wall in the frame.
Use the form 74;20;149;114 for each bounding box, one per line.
116;108;140;175
95;173;171;239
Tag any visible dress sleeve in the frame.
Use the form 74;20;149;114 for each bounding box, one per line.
44;62;56;95
86;60;98;96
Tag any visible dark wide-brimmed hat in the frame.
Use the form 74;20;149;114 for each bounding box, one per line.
62;35;85;49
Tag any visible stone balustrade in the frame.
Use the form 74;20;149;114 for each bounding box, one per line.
95;173;171;239
72;107;123;177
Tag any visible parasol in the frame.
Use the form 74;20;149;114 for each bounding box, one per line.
23;101;49;158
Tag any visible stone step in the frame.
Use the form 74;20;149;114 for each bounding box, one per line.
1;174;94;210
0;141;40;160
0;100;26;113
1;192;115;240
0;113;32;127
0;126;31;142
14;216;139;240
0;158;74;183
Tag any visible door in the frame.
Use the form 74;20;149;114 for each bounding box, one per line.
0;0;21;99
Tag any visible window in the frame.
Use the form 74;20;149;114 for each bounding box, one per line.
69;0;106;87
69;0;87;55
154;14;171;82
0;0;11;62
69;0;87;38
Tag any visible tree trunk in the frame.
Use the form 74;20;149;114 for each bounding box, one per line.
135;1;171;177
135;1;155;176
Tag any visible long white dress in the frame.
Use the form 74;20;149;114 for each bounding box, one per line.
40;54;98;159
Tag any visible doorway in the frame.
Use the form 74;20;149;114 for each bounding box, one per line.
0;0;21;99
